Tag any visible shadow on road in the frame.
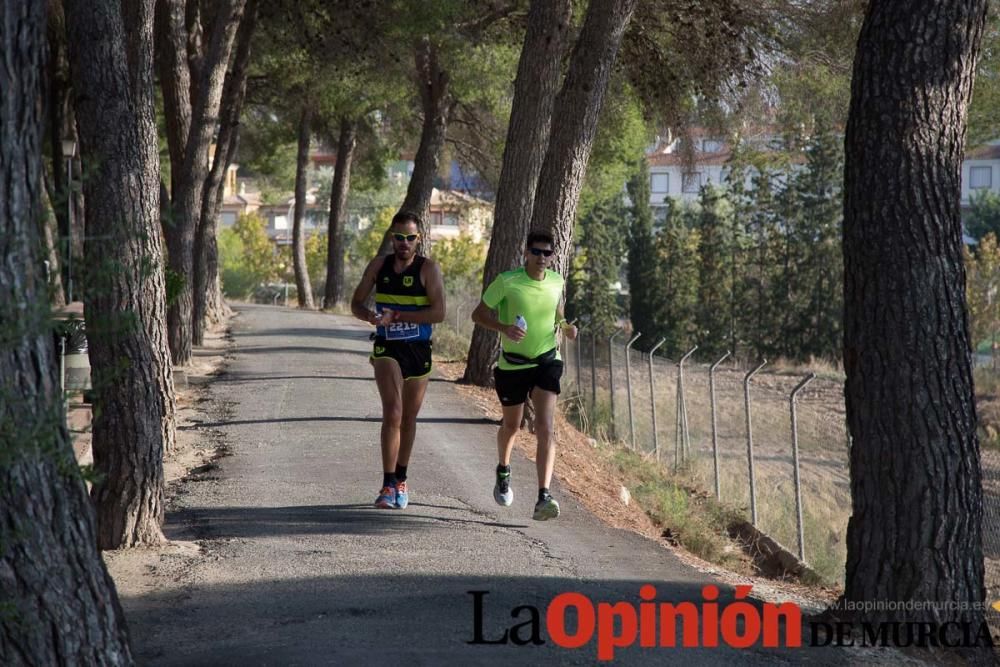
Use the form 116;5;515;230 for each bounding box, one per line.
124;572;835;666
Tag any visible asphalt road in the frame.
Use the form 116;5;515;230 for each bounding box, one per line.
121;304;904;666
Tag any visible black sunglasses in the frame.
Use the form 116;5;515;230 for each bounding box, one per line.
392;233;419;242
529;247;554;257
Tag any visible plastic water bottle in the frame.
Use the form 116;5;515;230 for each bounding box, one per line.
514;314;527;332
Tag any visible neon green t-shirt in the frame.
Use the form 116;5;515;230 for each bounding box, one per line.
481;267;564;370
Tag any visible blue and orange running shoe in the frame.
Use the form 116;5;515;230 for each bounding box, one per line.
374;486;397;509
394;481;409;509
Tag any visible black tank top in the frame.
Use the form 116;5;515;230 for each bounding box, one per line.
374;256;432;341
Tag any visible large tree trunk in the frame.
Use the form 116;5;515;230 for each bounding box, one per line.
192;0;257;339
382;38;450;255
324;116;357;309
842;0;988;643
0;1;132;662
66;0;177;548
462;0;572;386
159;0;246;365
292;105;315;309
533;0;637;275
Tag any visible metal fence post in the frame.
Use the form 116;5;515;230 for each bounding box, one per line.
677;346;697;462
710;351;731;500
590;332;597;417
743;359;767;526
625;332;642;449
648;338;667;461
575;328;583;392
609;330;622;441
790;372;816;563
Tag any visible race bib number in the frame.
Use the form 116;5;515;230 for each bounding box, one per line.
385;320;420;340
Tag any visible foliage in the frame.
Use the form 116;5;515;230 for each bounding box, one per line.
218;213;279;298
966;233;1000;348
966;189;1000;242
432;233;487;291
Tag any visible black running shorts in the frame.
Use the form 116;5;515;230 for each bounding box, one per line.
493;360;563;407
371;338;433;380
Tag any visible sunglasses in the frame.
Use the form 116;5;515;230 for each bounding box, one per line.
392;233;420;242
528;247;554;257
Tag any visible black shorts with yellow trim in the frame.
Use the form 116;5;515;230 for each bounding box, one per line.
370;338;433;380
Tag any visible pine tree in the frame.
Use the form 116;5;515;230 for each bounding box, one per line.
694;184;732;358
652;200;700;357
795;124;843;360
570;196;625;337
626;157;657;350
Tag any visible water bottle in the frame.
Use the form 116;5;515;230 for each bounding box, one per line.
514;314;527;332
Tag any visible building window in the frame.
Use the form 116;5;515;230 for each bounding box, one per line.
273;215;288;230
429;211;443;226
682;172;702;193
971;166;992;189
650;173;669;194
442;213;459;226
702;139;721;153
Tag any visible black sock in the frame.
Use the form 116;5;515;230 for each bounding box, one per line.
538;488;550;503
496;464;511;476
383;472;396;489
395;464;408;482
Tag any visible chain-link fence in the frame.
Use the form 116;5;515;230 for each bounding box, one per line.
563;330;1000;623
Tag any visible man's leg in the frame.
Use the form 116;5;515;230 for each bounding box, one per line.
373;358;403;507
398;376;429;468
497;403;525;466
530;388;558;490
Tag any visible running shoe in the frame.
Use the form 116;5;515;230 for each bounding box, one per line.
374;486;397;509
395;481;409;509
493;468;513;507
532;493;560;521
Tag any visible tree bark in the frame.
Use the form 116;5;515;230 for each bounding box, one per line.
193;0;257;340
383;38;451;255
842;0;988;641
66;0;177;548
462;0;572;386
45;0;71;305
324;116;356;309
0;1;132;662
292;105;315;309
159;0;246;365
532;0;638;276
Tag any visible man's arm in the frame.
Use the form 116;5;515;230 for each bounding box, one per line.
383;258;446;325
471;301;525;342
350;258;382;325
555;298;578;340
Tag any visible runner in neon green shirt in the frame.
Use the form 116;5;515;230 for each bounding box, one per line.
472;231;578;521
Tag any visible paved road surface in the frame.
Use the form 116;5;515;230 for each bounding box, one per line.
121;304;903;665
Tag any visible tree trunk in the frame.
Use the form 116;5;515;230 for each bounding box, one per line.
532;0;638;276
159;0;246;365
385;38;450;255
842;0;988;642
292;105;315;309
462;0;572;386
66;0;178;548
324;116;356;309
192;0;257;340
0;2;133;662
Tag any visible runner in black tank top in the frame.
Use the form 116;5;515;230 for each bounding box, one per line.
350;212;446;510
